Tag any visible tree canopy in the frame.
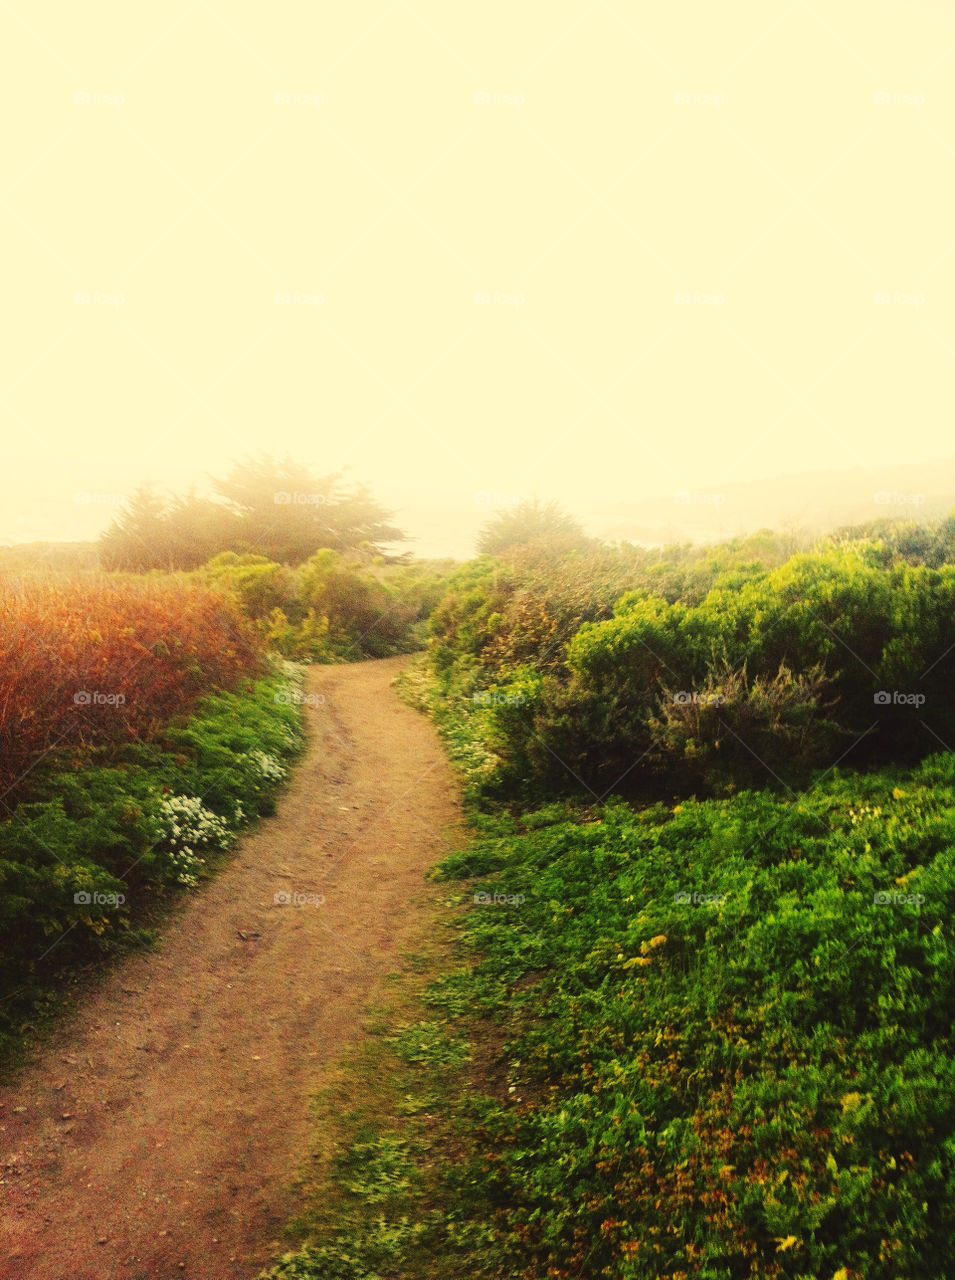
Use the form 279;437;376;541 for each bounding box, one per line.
99;456;405;570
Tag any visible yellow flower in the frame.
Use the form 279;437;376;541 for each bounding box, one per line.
640;934;668;954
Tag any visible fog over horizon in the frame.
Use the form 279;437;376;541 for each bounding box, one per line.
5;451;955;563
4;0;955;560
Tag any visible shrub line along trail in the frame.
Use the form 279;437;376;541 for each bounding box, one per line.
0;656;465;1280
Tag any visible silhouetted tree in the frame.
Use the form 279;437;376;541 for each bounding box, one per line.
477;498;591;557
98;456;405;570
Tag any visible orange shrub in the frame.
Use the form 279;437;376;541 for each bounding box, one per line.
0;573;264;798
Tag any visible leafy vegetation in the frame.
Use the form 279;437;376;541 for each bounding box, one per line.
0;572;262;799
0;660;305;1065
201;547;454;662
425;760;955;1278
426;517;955;803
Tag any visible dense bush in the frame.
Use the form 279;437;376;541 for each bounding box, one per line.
426;537;955;801
204;548;454;662
0;573;263;800
832;511;955;569
428;530;803;678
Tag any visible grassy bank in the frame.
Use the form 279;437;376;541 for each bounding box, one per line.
0;659;306;1068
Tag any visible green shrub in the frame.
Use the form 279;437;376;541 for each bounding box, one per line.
426;540;955;801
198;549;456;662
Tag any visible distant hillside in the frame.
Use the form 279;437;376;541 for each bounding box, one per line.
577;457;955;548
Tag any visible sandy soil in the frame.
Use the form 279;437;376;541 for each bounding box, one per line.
0;656;464;1280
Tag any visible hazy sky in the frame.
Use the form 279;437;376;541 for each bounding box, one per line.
4;1;955;557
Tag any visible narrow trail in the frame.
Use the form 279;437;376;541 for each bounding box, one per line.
0;656;465;1280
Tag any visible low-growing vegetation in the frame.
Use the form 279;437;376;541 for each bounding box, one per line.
426;759;955;1278
0;659;305;1064
266;504;955;1279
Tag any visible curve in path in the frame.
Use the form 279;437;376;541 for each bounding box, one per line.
0;656;464;1280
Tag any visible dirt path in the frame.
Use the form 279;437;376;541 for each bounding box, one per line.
0;657;464;1280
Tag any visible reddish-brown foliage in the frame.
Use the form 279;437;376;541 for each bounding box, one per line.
0;573;264;799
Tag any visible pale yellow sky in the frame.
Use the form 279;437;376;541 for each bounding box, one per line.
3;1;954;556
